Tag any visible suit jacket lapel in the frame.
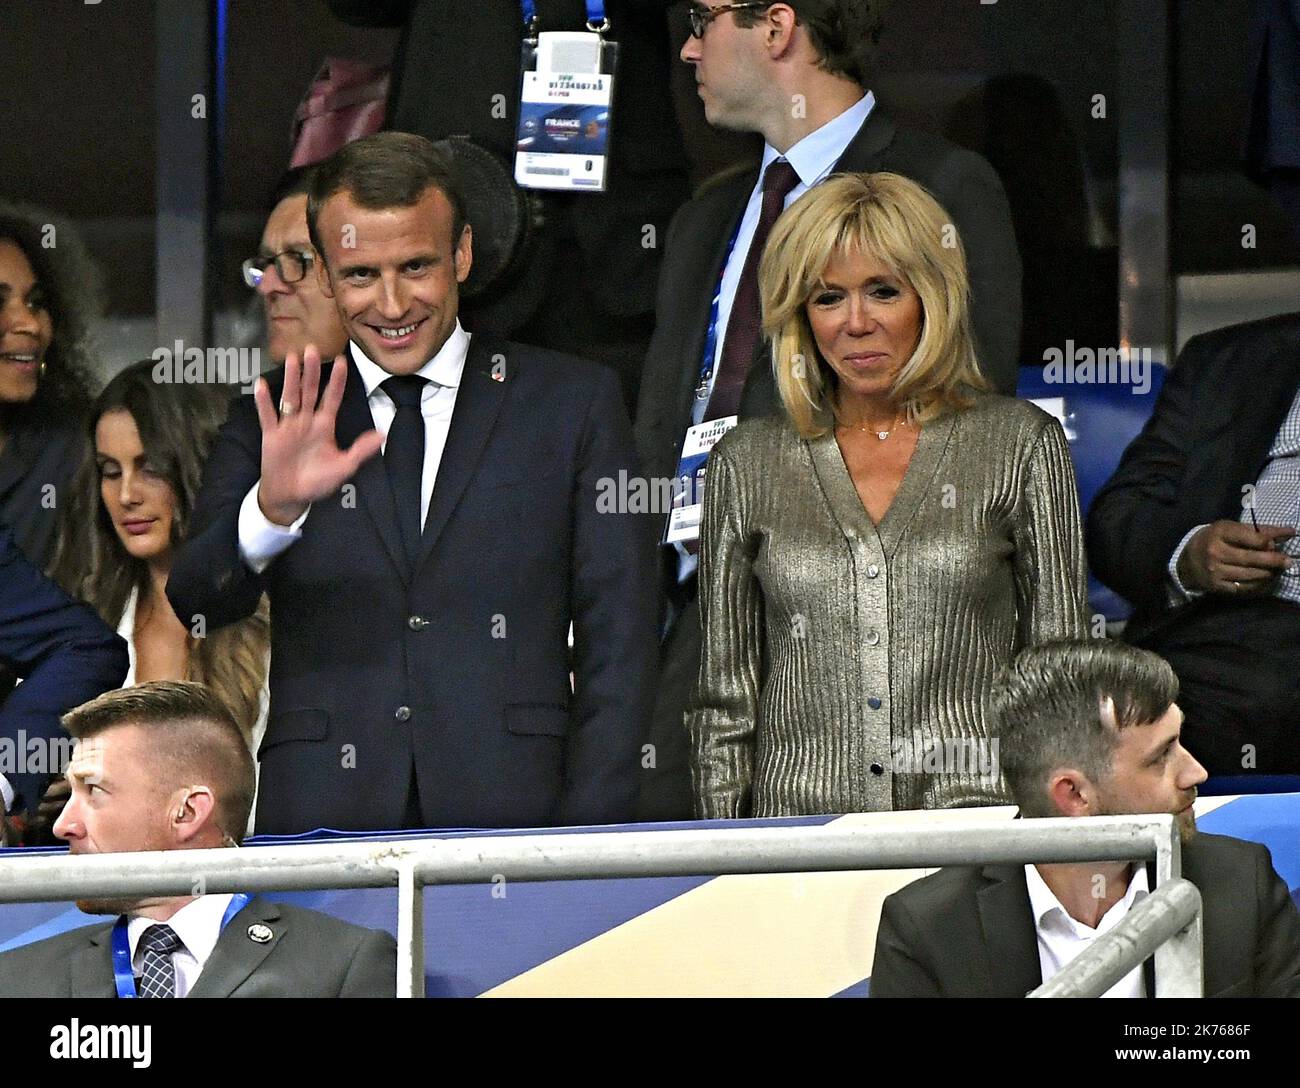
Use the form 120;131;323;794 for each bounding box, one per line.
71;926;116;998
414;336;509;572
186;898;282;998
976;864;1043;997
337;350;409;581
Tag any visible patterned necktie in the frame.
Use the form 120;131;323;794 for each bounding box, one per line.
137;923;183;999
381;374;429;567
705;158;801;421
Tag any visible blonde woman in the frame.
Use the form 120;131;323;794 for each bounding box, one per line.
687;172;1089;819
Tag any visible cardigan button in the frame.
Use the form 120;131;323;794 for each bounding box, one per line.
870;762;885;776
867;696;882;710
867;564;880;578
865;629;880;646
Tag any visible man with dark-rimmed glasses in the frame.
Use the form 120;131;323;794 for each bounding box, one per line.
685;1;773;39
632;0;1022;820
244;168;348;366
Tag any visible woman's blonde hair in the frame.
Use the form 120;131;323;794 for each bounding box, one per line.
759;172;990;438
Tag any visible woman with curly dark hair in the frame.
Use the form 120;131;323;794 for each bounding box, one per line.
0;201;100;568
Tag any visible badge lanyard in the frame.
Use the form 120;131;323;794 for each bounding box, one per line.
695;222;745;404
521;0;609;34
111;892;252;998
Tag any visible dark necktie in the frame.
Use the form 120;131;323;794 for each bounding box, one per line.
705;158;801;421
137;923;183;999
381;374;428;566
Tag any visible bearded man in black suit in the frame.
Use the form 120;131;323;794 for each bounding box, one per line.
870;640;1300;999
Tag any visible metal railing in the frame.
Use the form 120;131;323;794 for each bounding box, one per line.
0;814;1196;998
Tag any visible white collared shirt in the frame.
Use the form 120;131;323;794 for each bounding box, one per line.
238;322;471;572
126;892;235;998
697;91;876;422
1024;863;1150;998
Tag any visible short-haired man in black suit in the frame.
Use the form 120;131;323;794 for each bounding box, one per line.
169;132;657;835
0;682;397;997
634;0;1023;819
870;640;1300;998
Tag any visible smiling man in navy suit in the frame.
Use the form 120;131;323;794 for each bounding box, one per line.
168;132;657;835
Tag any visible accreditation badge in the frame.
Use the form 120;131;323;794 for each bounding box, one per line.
515;31;619;193
664;416;739;546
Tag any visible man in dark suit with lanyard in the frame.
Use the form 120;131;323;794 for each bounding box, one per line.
633;0;1022;819
0;682;396;997
168;133;657;835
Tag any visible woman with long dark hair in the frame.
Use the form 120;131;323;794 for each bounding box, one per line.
0;201;99;567
52;362;270;817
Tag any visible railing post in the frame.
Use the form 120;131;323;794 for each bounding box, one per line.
395;861;425;999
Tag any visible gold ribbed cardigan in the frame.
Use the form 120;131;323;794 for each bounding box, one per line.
687;394;1090;817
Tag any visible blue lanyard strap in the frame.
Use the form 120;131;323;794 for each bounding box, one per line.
111;892;252;998
521;1;607;31
697;221;745;393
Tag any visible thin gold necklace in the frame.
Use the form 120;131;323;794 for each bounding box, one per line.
840;413;906;441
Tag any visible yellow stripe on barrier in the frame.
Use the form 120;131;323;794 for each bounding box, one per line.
483;807;1018;997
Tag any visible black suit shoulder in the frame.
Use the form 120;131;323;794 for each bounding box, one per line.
870;125;1004;189
0;918;109;963
488;337;623;389
1176;310;1300;370
882;860;987;915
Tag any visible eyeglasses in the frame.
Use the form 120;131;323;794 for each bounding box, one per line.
687;2;773;39
241;248;315;288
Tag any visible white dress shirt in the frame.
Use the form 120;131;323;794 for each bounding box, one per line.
1024;863;1150;997
126;892;235;998
238;323;471;572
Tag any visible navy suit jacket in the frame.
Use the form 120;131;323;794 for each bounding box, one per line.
167;337;658;835
0;526;128;815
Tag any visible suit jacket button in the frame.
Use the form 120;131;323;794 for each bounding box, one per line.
870;762;885;776
395;706;412;722
407;615;427;631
